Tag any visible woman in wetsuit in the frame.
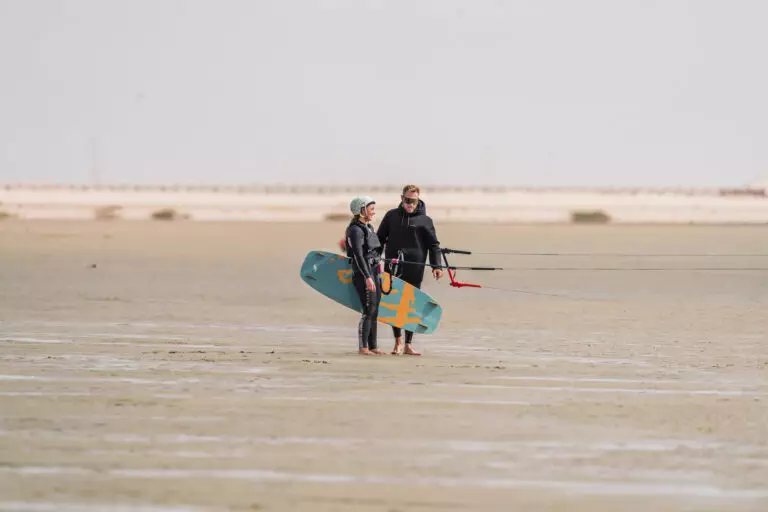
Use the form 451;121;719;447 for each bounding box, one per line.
345;196;385;355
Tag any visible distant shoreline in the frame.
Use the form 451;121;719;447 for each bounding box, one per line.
2;183;767;223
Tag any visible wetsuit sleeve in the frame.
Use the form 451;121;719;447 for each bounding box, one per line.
347;225;373;278
423;216;441;268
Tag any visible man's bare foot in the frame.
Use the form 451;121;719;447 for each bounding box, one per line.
404;344;421;356
391;342;404;355
359;348;374;356
369;349;386;356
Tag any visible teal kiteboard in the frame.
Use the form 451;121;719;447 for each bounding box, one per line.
300;250;443;334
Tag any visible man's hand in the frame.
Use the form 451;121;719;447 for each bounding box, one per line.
365;277;376;291
432;268;444;280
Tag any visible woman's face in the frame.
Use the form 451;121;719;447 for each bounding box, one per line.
364;203;376;221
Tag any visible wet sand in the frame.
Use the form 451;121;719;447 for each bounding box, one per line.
1;220;767;511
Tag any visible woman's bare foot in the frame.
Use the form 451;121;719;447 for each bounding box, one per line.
391;342;404;355
369;349;386;355
359;348;374;356
404;344;421;356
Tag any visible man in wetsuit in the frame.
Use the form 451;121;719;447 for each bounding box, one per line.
345;196;385;355
377;185;443;355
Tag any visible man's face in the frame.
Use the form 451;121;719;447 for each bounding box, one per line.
402;191;419;213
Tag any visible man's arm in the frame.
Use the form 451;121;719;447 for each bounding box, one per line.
376;211;390;252
424;217;441;268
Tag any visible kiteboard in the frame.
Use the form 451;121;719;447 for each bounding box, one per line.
300;250;442;334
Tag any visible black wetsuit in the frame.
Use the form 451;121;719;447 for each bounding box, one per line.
376;200;441;344
345;219;383;350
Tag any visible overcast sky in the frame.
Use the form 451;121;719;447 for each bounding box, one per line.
1;0;767;187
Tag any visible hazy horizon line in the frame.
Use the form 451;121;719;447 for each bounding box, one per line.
3;182;766;192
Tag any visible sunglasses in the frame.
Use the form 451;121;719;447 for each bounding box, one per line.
402;197;419;205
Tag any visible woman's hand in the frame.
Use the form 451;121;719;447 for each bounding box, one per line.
365;277;376;291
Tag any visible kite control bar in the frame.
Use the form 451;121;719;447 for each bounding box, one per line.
440;248;472;255
382;247;498;289
441;248;482;288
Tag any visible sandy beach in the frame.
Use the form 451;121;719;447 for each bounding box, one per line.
1;220;767;511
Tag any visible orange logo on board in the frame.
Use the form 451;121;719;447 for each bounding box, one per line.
379;273;420;327
337;269;353;284
336;272;421;328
